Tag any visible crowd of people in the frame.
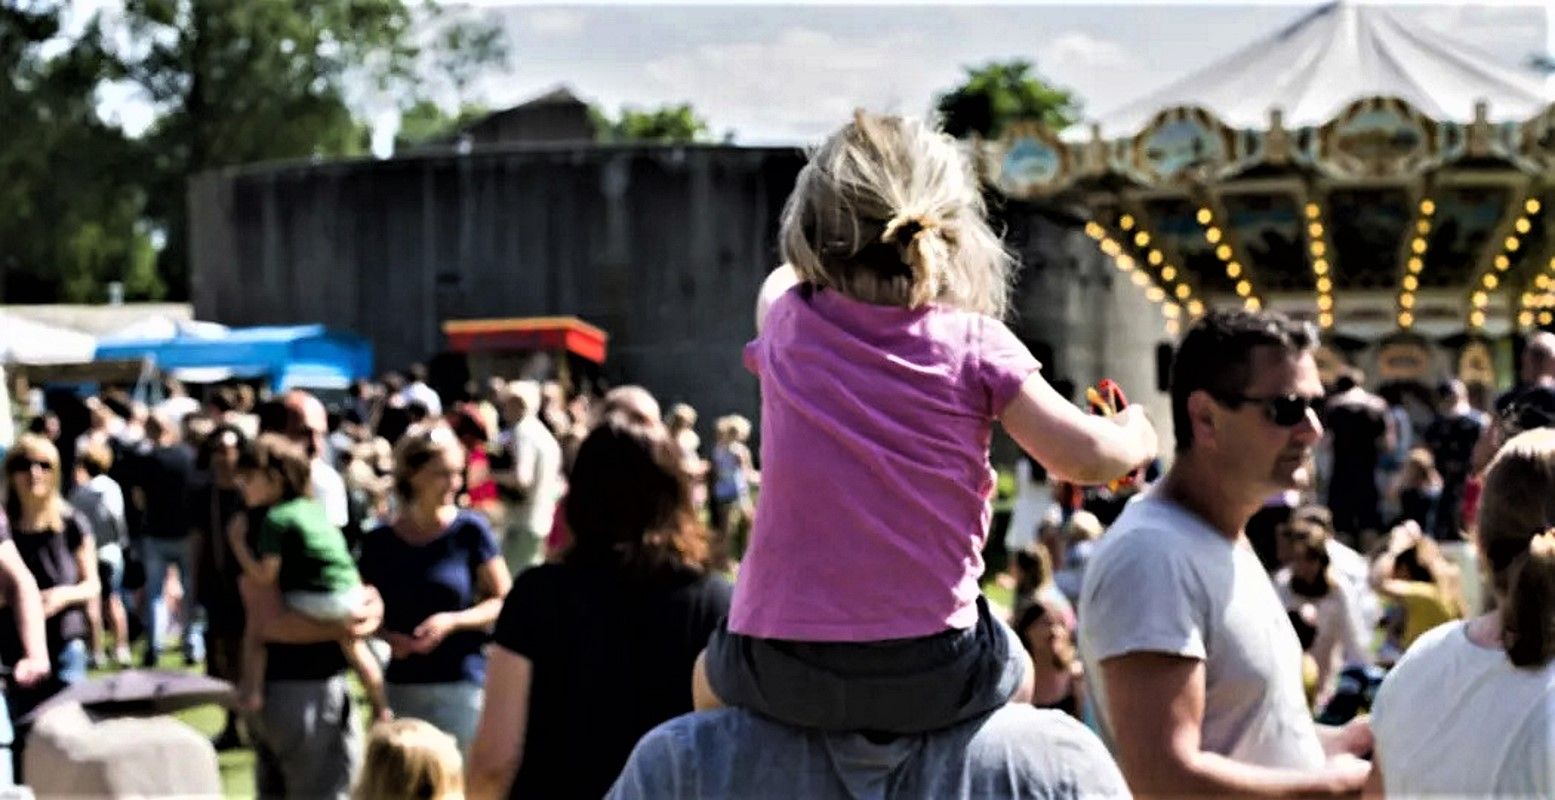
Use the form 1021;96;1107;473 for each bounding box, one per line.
3;109;1555;799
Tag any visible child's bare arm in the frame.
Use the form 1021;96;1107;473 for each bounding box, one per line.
1001;372;1158;485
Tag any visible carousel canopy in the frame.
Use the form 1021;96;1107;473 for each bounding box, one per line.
985;0;1555;363
1086;2;1548;139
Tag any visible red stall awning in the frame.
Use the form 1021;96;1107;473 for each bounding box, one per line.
441;316;608;364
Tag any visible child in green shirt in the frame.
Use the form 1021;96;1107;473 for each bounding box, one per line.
231;433;390;721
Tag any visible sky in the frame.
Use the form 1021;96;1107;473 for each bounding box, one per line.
457;2;1549;145
72;1;1552;149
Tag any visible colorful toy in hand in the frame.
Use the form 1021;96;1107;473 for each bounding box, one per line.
1085;379;1143;492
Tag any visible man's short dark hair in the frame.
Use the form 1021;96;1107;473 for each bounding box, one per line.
1170;309;1315;452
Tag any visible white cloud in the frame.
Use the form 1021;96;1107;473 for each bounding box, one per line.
634;27;959;143
1042;31;1134;73
519;9;587;37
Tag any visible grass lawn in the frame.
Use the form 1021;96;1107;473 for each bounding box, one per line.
87;648;374;799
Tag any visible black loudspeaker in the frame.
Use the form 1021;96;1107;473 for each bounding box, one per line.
1156;342;1174;393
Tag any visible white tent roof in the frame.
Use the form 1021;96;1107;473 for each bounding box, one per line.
0;313;98;365
1083;1;1550;139
104;315;228;342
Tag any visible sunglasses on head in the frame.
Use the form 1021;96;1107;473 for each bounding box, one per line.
7;458;54;474
1213;392;1323;427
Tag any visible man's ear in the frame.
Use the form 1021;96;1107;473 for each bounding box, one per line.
1185;389;1219;450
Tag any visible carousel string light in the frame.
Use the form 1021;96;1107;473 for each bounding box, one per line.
1083;215;1205;335
1196;203;1262;310
1477;195;1537;331
1396;197;1435;329
1305;199;1335;329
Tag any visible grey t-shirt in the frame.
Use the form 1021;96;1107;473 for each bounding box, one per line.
606;705;1128;799
1078;492;1326;771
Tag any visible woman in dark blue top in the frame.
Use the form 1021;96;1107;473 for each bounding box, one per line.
358;431;511;751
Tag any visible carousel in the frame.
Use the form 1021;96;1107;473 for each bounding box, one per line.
982;1;1555;389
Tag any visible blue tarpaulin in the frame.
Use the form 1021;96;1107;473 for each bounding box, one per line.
93;324;373;393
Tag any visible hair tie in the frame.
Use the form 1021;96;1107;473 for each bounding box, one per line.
1531;529;1555;559
882;213;939;248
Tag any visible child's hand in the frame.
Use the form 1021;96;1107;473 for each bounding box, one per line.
1112;406;1159;468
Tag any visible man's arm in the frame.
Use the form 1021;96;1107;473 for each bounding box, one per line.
1101;652;1367;797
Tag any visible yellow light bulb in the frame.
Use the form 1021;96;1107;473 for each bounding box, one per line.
1165;319;1180;336
1317;295;1333;311
1543;312;1554;326
1308;222;1324;238
1470;311;1486;328
1102;240;1122;257
1472;291;1489;307
1196;208;1213;224
1163;303;1181;319
1517;218;1533;234
1131;270;1150;286
1148;250;1164;265
1420;199;1436;216
1314;258;1329;275
1311;242;1327;257
1085;222;1104;239
1317;277;1332;292
1188;300;1205;317
1399;311;1415;327
1540;274;1553;290
1507;236;1522;252
1175;283;1191;300
1147;286;1165;302
1528;198;1542;215
1235;280;1252;297
1135;231;1151;247
1319;312;1334;328
1244;297;1261;311
1403;275;1419;291
1408;257;1424;274
1400;294;1416;309
1496;255;1511;271
1521;311;1536;328
1119;214;1135;230
1205;227;1222;244
1305;203;1321;219
1116;255;1134;271
1412;238;1428;254
1417;220;1431;235
1216;244;1233;261
1227;262;1242;278
1161;265;1177;281
1484;273;1500;289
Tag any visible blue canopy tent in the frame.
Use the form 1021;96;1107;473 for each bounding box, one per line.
93;324;373;393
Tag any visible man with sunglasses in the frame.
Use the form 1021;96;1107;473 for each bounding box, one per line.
1079;310;1371;798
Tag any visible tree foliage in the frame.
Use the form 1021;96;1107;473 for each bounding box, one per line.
394;99;488;151
593;103;712;144
0;0;507;303
935;60;1081;139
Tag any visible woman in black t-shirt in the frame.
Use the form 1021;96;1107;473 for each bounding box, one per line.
2;435;99;724
467;410;732;800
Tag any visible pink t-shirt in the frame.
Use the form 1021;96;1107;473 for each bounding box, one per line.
729;285;1040;642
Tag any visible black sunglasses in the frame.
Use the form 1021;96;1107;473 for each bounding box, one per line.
1213;393;1323;427
7;458;54;474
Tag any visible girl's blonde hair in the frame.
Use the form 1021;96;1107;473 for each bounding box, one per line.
1477;427;1555;667
3;434;69;532
392;430;464;502
715;414;751;443
781;110;1014;319
352;719;464;800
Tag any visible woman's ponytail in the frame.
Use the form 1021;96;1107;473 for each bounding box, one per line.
1503;529;1555;667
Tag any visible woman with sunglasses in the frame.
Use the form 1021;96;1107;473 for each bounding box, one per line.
1;436;99;731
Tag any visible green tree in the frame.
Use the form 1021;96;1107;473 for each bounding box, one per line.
0;4;160;302
394;99;488;151
594;103;711;144
112;0;509;299
935;60;1081;139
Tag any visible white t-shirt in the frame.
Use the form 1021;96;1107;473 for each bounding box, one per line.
510;416;562;536
1274;569;1369;702
1079;492;1326;771
310;459;350;529
1373;620;1555;798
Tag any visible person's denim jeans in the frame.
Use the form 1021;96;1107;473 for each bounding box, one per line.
385;680;483;754
140;537;205;665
